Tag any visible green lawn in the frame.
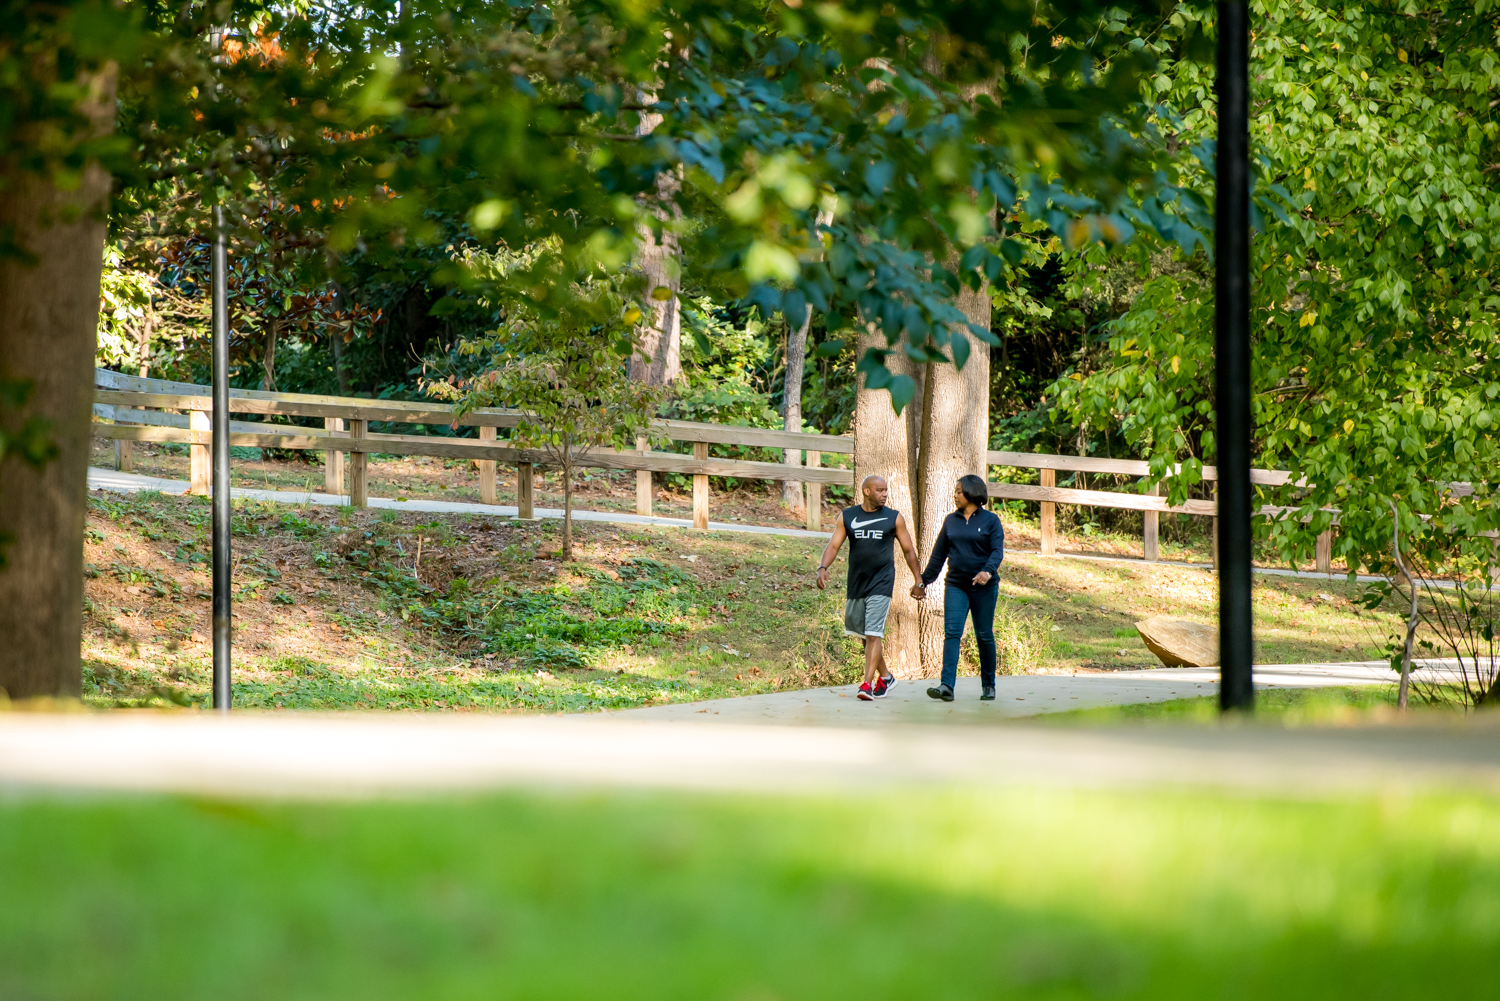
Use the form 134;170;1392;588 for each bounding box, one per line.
1039;685;1407;724
2;783;1497;999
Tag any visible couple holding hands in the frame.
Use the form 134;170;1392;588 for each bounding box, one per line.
815;473;1003;703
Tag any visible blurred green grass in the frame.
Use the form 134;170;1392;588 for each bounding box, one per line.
1039;686;1405;725
3;783;1498;999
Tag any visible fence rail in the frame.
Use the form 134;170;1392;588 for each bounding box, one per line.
93;369;1333;565
94;370;852;531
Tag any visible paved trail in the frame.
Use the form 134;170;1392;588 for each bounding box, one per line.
615;664;1400;727
54;469;1488;802
3;662;1481;802
2;706;1496;800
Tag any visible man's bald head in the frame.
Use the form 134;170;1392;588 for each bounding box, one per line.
861;475;889;508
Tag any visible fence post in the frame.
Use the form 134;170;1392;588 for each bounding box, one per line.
477;425;497;504
1039;468;1056;555
189;409;211;495
692;441;709;530
805;451;822;532
1143;482;1159;561
1315;528;1332;574
349;418;368;508
636;437;652;516
324;417;344;497
115;437;133;472
517;462;534;519
1211;484;1219;571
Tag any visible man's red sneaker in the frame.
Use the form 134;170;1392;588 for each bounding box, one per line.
873;675;896;698
856;682;875;701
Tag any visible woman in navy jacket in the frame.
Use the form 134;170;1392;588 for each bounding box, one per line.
918;474;1004;702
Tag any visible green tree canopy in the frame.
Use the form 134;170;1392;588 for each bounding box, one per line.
1054;0;1500;575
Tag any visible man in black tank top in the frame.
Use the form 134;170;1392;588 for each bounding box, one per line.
815;474;925;701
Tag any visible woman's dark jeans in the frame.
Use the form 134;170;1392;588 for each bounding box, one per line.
940;581;998;690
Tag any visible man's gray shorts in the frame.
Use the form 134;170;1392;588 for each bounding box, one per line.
844;594;891;639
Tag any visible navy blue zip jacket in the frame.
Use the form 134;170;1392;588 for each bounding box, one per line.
921;508;1004;592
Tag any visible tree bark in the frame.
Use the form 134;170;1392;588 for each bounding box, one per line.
138;298;154;378
781;207;834;512
561;442;574;560
0;73;115;699
260;315;281;392
916;279;992;679
629;100;682;387
781;311;810;512
330;278;352;394
854;323;923;679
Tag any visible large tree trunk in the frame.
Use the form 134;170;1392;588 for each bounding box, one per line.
854;323;923;679
0;80;114;698
629;100;682;387
916;281;992;678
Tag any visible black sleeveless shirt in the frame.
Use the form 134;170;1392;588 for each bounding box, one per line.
840;504;899;599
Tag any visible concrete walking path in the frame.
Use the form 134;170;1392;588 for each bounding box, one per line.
612;663;1403;727
2;704;1497;801
87;467;833;539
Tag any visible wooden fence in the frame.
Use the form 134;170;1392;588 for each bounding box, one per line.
92;369;1331;566
985;451;1335;572
93;370;853;532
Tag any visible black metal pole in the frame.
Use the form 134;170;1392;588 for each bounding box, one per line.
211;204;232;712
1216;0;1253;711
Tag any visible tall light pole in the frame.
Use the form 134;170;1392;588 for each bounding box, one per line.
211;204;232;712
1216;0;1254;711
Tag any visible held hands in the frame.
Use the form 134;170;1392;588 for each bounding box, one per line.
971;571;992;586
910;583;926;600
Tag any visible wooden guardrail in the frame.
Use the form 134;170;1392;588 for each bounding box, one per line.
985;450;1335;572
93;370;853;531
92;369;1336;564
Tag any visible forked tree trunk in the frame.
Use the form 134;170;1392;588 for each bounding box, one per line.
916;278;991;679
0;75;114;698
854;323;923;679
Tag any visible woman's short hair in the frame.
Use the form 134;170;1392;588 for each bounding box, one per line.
958;474;988;507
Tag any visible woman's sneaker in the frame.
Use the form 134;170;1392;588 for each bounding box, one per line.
926;684;954;702
857;682;875;701
873;675;896;698
981;685;996;701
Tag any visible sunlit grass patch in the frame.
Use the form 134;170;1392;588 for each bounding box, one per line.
3;783;1498;997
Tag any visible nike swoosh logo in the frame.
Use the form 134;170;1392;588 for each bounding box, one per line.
850;516;885;529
